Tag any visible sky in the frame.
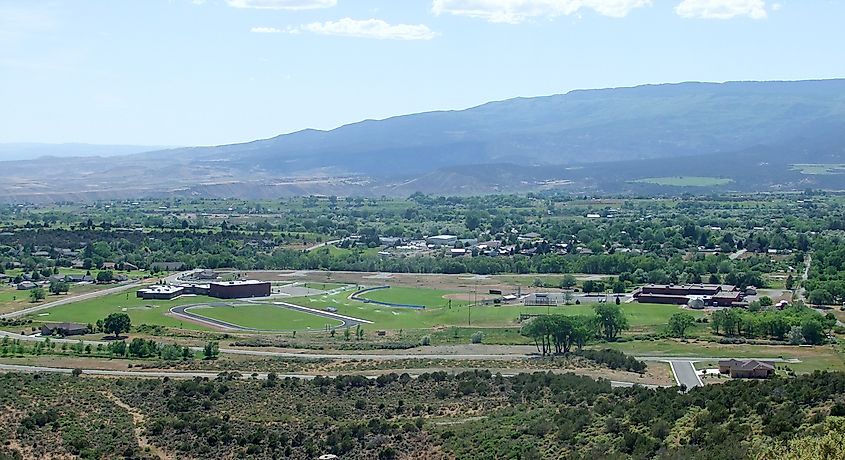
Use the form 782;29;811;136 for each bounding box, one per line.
0;0;843;147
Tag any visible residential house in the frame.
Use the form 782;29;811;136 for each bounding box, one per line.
40;323;89;337
718;359;775;379
16;281;37;290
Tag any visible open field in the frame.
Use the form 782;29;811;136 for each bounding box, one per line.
26;291;214;330
287;287;702;331
0;282;131;315
189;304;343;331
632;176;734;186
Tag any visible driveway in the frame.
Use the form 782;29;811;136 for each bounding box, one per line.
667;360;703;390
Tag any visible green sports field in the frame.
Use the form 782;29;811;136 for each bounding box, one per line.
358;286;469;308
188;304;343;331
287;287;703;331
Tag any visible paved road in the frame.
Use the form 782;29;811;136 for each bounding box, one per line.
637;356;799;363
668;360;703;390
0;363;657;388
729;249;748;260
0;280;143;319
169;303;253;331
305;239;342;252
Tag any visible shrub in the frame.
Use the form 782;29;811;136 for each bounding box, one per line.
420;335;431;346
470;332;484;344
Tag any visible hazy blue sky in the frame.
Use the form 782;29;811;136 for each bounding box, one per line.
1;0;843;146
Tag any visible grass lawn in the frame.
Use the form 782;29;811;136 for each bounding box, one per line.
28;291;216;330
0;283;123;315
359;287;468;309
289;288;702;331
633;176;734;187
189;304;342;331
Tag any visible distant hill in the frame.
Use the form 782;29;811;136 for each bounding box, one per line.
0;143;170;161
2;79;844;202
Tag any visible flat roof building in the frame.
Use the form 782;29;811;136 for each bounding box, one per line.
137;285;184;300
208;280;271;299
426;235;457;247
633;283;743;307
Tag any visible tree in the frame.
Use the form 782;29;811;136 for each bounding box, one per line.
785;274;795;291
465;212;482;231
49;280;69;295
593;304;628;341
559;274;577;289
801;318;824;345
96;270;114;283
29;287;46;302
203;341;219;359
808;289;833;306
612;280;626;294
668;312;695;338
103;312;131;338
788;326;804;345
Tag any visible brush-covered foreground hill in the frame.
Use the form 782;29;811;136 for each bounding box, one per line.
2;371;845;459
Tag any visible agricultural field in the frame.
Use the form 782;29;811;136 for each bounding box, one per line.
632;176;734;186
791;163;845;175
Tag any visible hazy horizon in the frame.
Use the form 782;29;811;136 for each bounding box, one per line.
2;0;844;147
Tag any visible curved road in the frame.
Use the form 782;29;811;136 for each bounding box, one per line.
168;300;371;332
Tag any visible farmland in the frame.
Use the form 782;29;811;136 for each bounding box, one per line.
632;176;734;186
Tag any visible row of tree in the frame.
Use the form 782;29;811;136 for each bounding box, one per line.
519;304;630;356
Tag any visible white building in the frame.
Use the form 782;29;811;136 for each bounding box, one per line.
426;235;457;247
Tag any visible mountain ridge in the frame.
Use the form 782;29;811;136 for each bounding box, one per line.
2;78;844;202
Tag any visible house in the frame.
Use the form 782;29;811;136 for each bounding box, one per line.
150;262;186;272
449;248;467;257
718;359;775;379
16;281;37;290
65;274;94;283
40;323;89;337
101;262;116;270
122;262;139;271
